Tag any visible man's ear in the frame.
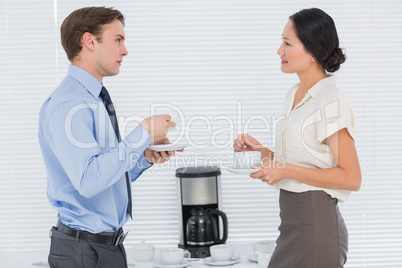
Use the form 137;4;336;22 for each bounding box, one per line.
82;32;96;51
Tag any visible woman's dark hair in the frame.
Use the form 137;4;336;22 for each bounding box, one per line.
61;6;125;62
290;8;346;72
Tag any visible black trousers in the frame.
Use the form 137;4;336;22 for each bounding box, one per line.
48;227;128;268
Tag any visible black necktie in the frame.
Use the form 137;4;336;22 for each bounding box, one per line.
100;86;132;218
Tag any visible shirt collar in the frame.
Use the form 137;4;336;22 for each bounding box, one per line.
288;75;337;113
67;64;103;99
307;75;337;98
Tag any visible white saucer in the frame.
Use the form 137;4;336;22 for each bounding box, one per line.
31;262;49;267
148;142;188;152
247;253;258;262
204;256;241;266
227;168;261;175
153;260;191;268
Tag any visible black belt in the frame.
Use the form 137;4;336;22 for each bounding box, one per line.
55;221;127;246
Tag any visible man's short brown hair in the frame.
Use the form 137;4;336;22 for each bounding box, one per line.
60;6;125;61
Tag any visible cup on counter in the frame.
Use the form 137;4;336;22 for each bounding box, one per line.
159;247;190;265
129;240;155;262
256;251;272;268
253;240;276;254
209;244;238;263
234;151;261;169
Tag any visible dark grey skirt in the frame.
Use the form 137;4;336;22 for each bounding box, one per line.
268;189;348;268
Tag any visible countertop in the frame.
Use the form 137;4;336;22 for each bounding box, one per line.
0;243;261;268
127;243;260;268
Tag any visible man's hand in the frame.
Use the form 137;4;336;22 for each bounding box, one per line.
141;115;176;144
144;138;177;164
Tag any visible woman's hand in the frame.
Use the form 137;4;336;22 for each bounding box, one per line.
233;134;264;152
233;134;274;161
250;160;288;186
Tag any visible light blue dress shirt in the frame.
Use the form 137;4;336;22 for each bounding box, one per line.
38;65;152;233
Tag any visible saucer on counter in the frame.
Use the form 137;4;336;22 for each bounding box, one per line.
204;256;241;266
247;253;258;262
153;259;191;268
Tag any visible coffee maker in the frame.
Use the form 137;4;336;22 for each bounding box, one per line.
176;166;228;258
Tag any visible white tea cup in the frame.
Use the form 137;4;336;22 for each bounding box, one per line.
209;244;238;263
234;151;261;169
160;248;190;265
256;251;271;268
152;105;185;143
152;105;184;128
253;240;276;254
130;240;155;262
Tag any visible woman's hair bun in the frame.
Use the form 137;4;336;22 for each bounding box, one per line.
323;48;346;73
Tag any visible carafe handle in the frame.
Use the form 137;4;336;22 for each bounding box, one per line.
207;209;228;244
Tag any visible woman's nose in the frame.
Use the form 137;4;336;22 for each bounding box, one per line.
277;43;284;56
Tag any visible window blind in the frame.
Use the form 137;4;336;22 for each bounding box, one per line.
1;1;402;267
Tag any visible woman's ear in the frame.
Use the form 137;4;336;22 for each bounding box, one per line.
311;55;317;63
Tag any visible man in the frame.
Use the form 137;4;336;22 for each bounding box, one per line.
38;7;175;267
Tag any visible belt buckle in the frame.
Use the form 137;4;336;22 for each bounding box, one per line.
114;231;128;246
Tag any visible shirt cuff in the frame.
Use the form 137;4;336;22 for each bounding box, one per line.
129;154;153;181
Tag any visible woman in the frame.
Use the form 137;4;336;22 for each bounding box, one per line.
233;8;361;267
